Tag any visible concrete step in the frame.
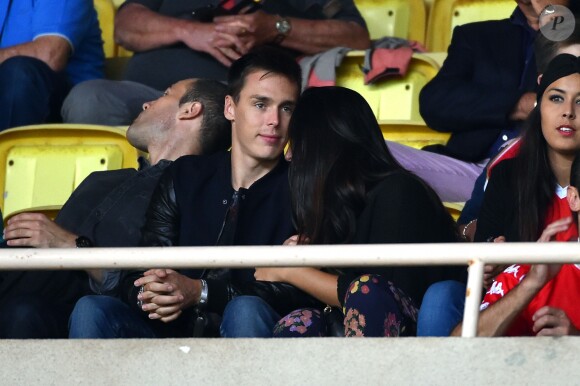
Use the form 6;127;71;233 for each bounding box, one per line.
1;337;577;385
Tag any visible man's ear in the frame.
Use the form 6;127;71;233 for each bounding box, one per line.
224;95;235;121
537;73;543;86
567;186;580;212
177;101;202;120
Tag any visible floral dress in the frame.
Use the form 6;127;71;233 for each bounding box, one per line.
273;274;419;337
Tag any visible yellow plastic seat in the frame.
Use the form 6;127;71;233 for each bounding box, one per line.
0;124;139;220
112;0;125;8
94;0;117;58
336;51;449;149
116;46;134;58
426;0;515;52
3;205;62;227
443;202;465;222
354;0;426;43
378;122;450;149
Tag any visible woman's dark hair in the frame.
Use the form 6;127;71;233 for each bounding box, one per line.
288;86;453;244
514;108;555;241
514;53;580;241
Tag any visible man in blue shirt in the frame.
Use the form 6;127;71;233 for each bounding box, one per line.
0;0;104;132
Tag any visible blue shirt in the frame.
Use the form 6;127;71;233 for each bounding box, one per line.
0;0;104;84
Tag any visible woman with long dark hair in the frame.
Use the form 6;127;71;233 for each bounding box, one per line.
220;86;462;337
475;54;580;244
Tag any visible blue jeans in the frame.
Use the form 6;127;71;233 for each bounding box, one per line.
69;295;197;338
220;296;281;337
0;56;71;131
69;295;157;338
417;280;465;336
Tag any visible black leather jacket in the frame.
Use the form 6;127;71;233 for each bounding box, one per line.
119;152;322;317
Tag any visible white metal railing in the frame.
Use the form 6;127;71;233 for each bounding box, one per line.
1;242;579;337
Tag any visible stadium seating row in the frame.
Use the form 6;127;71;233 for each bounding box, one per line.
94;0;516;58
2;0;508;222
0;122;460;224
0;125;140;221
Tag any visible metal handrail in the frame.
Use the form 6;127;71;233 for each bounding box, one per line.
1;242;578;337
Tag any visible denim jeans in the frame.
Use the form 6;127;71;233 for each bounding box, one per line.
0;56;71;131
417;280;466;336
69;295;157;339
220;296;281;337
70;295;199;338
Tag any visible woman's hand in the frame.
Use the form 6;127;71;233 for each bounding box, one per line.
283;235;299;245
537;217;572;242
254;267;292;282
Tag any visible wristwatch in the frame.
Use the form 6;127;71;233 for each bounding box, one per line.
274;17;292;44
198;279;209;307
75;236;94;248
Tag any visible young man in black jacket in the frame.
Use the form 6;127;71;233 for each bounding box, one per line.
69;47;321;339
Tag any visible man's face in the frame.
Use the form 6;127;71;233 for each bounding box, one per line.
126;79;193;152
517;0;570;18
225;71;299;164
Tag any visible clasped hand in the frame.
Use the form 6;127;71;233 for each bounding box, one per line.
134;269;200;323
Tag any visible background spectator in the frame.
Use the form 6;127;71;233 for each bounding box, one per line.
62;0;370;125
0;0;104;131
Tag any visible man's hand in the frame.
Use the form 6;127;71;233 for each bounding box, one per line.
525;263;562;291
214;11;278;54
3;213;77;248
483;264;509;289
537;217;573;242
532;306;579;336
134;269;200;323
509;92;536;121
179;22;240;66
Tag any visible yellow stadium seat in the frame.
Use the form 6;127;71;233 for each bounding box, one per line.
424;0;435;15
0;124;139;220
3;205;62;227
378;122;450;149
336;51;450;149
354;0;426;43
94;0;117;58
116;46;134;58
443;201;465;222
112;0;125;8
426;0;515;52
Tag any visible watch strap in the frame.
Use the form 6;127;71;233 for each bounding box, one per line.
75;236;94;248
